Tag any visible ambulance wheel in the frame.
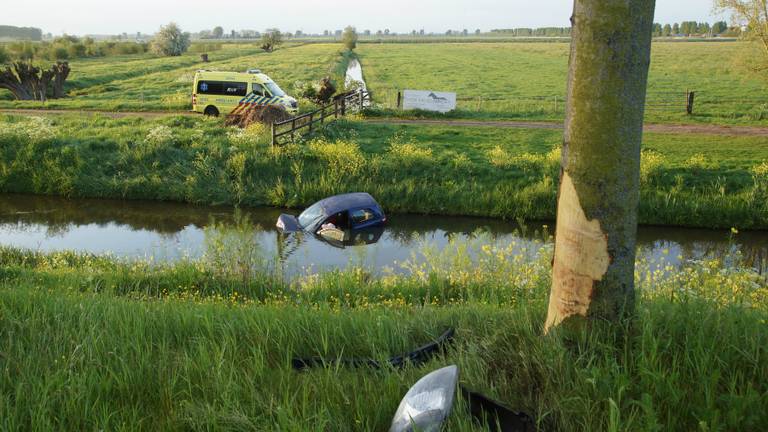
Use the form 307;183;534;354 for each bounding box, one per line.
203;106;219;117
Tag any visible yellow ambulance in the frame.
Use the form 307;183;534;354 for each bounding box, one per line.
192;69;298;116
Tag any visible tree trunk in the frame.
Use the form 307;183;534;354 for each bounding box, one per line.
51;62;70;99
544;0;656;333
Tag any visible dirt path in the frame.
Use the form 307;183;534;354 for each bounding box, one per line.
366;118;768;137
0;108;197;119
3;108;768;136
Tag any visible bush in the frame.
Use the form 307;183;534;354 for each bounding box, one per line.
151;22;191;57
294;78;337;104
0;47;8;64
51;47;69;60
261;29;283;52
342;26;358;51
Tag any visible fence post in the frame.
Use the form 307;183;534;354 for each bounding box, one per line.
291;118;296;143
359;90;364;111
308;113;313;134
334;100;339;119
686;91;695;115
271;122;276;147
396;91;401;109
341;97;346;116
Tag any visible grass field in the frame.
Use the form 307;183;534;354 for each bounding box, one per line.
0;43;345;111
2;41;767;126
358;42;768;125
0;235;766;430
0;114;766;229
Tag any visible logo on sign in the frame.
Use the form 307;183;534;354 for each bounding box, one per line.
403;90;457;113
200;83;208;92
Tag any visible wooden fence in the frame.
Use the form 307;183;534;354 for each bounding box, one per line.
271;90;370;146
388;89;701;114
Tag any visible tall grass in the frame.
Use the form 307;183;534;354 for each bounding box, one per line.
0;236;766;431
1;114;766;229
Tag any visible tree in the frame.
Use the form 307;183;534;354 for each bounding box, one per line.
545;0;656;333
673;23;680;34
663;23;672;36
212;26;224;39
150;23;190;56
712;20;729;34
0;61;70;100
653;23;663;36
261;29;283;52
715;0;768;64
342;26;358;51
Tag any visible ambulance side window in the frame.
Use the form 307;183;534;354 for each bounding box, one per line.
251;85;265;96
198;81;247;96
223;82;247;96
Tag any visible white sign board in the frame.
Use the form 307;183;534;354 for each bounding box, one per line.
402;90;457;113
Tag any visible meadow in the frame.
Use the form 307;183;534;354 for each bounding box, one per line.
0;43;345;111
0;114;766;229
0;228;766;430
2;41;767;126
358;41;768;125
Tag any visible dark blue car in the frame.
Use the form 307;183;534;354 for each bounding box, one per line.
276;193;386;242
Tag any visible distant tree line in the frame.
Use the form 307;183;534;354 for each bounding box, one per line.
490;27;572;37
0;25;43;41
652;21;733;37
0;35;147;63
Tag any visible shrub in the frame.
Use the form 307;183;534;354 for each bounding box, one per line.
51;47;69;60
0;47;8;64
150;22;191;57
261;29;283;52
342;26;358;51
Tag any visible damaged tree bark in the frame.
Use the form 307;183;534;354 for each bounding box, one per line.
0;61;70;101
544;0;656;333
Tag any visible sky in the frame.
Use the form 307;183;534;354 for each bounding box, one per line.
6;0;727;36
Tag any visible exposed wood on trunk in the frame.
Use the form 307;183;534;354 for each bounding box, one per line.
545;0;656;333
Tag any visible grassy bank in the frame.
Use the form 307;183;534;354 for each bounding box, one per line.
0;239;766;430
1;114;766;229
357;42;768;125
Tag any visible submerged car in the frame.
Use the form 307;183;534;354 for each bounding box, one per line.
276;193;386;242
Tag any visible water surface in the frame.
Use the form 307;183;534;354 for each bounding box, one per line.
0;194;765;276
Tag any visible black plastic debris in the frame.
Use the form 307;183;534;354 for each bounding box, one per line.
461;386;535;432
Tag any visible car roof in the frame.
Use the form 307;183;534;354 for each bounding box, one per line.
195;71;273;83
317;193;380;216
